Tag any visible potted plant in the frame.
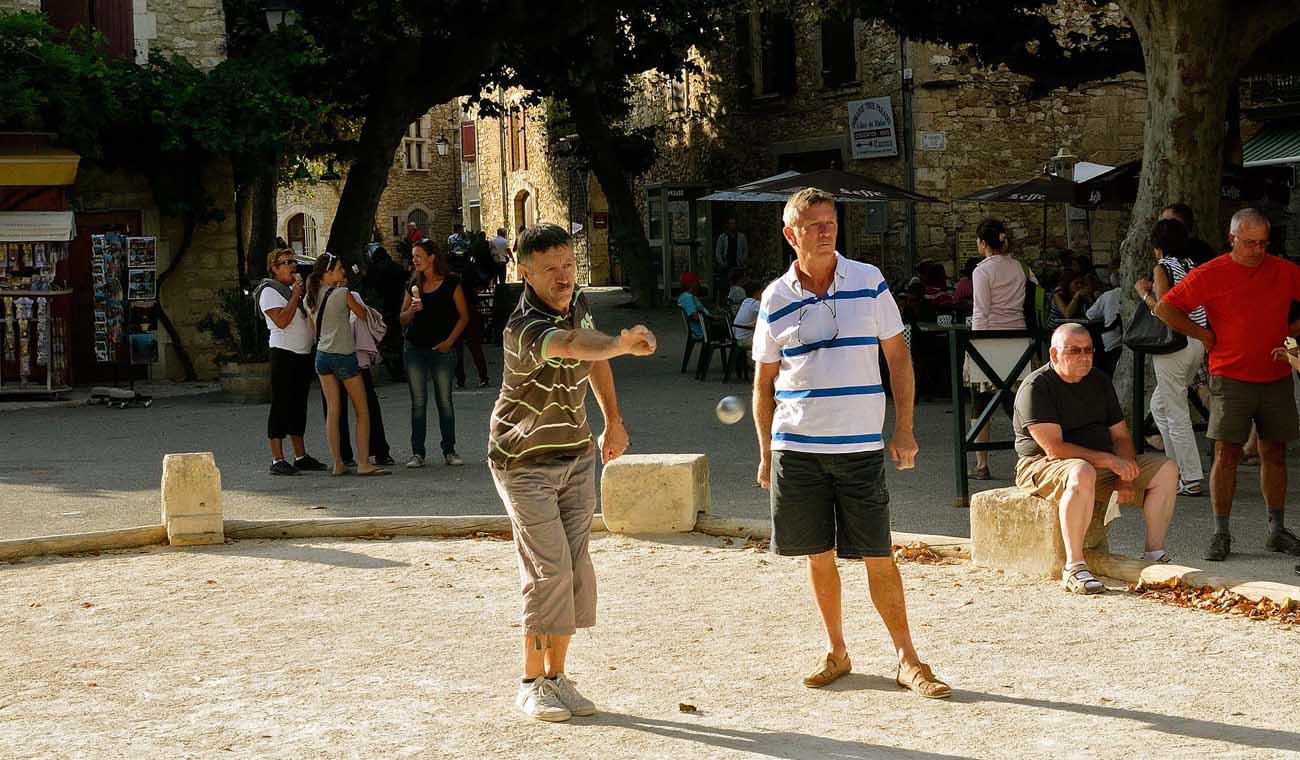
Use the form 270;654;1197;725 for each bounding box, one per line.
198;288;272;402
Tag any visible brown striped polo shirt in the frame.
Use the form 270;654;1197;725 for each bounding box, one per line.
488;285;595;469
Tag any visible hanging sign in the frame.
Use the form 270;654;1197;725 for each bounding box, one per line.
849;97;898;160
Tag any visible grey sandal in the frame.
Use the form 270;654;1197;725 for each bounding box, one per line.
1062;565;1104;595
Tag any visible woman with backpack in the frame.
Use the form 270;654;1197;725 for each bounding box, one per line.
1136;219;1206;497
306;252;390;477
400;239;469;468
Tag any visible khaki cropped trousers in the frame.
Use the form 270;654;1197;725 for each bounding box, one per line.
490;453;598;636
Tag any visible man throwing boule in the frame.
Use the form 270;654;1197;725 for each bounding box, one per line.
752;188;950;699
490;223;656;722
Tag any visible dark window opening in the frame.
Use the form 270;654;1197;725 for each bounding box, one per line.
759;12;796;96
820;17;856;88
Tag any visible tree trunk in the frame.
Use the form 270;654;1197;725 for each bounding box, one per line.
323;103;413;265
248;164;280;267
1110;0;1300;413
567;91;658;307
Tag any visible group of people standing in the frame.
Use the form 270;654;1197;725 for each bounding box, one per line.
258;224;521;477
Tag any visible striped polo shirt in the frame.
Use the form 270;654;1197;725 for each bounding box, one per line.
489;285;595;469
752;253;905;454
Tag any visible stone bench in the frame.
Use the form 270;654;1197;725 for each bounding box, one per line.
161;452;224;546
969;486;1108;578
600;454;709;534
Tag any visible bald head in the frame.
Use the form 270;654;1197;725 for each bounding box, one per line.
1051;323;1091;350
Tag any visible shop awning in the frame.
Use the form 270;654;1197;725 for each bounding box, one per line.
1244;124;1300;167
0;144;81;186
0;211;77;242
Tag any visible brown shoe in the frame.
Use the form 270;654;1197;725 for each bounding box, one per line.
802;652;851;688
896;661;952;699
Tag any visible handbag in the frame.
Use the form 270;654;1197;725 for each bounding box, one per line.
1122;265;1187;355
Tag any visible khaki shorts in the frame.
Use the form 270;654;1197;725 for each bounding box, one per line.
1207;375;1300;444
1015;453;1171;508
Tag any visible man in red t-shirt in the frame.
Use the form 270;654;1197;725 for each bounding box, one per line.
1157;208;1300;562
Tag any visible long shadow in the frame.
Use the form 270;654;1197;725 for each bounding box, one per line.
954;690;1299;753
189;540;409;570
593;712;975;760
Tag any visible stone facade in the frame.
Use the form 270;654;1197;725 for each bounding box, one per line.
628;7;1149;288
276;101;463;259
2;0;237;380
470;94;611;285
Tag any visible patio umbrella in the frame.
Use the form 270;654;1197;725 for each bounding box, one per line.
955;173;1085;253
740;168;941;203
698;170;802;203
1076;160;1293;209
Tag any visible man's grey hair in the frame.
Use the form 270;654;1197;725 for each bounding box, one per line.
1050;323;1092;350
782;188;836;227
1229;207;1271;235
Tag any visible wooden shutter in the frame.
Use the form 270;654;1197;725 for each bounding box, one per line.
42;1;92;37
733;14;753;100
461;122;476;162
93;0;135;59
520;107;529;171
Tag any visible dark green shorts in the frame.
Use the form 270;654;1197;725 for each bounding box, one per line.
769;449;892;559
1207;375;1300;444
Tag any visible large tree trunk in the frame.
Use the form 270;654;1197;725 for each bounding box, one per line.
567;91;658;307
1111;0;1300;414
322;103;413;264
248;165;279;268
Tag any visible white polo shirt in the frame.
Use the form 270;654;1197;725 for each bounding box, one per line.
752;253;904;454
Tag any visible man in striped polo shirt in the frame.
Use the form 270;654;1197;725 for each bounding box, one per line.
490;223;657;722
752;188;950;699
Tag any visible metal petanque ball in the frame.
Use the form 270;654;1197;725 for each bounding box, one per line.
715;395;745;425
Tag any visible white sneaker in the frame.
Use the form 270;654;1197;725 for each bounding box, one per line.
550;674;596;716
444;451;464;466
406;455;425;469
516;679;571;722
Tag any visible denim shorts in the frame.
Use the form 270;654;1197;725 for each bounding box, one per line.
769;449;892;559
314;350;360;381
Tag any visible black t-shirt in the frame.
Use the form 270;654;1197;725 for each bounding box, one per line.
1013;363;1124;458
404;275;462;348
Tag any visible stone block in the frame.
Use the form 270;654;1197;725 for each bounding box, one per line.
161;452;224;546
600;454;708;534
970;487;1108;579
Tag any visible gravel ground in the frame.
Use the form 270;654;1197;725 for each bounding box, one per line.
1;533;1296;760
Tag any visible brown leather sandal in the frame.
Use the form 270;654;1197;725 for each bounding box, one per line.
896;661;952;699
802;652;851;688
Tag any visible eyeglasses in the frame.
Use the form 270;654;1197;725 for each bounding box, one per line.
275;259;295;267
1058;346;1093;356
796;297;838;346
1235;237;1269;250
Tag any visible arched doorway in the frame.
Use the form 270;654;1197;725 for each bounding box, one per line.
286;213;318;256
513;189;535;233
406;208;430;238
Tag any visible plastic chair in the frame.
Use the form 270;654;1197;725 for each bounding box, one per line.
679;306;703;373
695;313;737;381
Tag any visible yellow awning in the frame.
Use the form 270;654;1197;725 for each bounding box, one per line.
0;144;81;187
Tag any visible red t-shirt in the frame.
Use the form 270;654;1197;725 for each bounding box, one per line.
1162;253;1300;382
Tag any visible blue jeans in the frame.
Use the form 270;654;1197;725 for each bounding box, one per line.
405;343;457;457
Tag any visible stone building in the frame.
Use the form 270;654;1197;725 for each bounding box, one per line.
276;101;464;259
1;0;238;383
468;95;613;286
622;5;1152;296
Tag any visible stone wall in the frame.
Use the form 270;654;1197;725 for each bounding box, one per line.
472;93;610;285
630;7;1149;286
142;0;227;71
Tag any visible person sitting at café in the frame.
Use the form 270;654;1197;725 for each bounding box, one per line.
677;271;710;339
1013;324;1179;594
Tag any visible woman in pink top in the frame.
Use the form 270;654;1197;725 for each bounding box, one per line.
968;218;1033;479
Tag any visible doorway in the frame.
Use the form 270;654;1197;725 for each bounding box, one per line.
67;211;145;384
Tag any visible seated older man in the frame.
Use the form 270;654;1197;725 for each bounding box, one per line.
1012;324;1179;594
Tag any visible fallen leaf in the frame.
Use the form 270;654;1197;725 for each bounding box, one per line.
80;602;94;608
678;703;698;713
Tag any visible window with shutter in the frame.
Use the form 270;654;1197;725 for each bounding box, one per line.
759;12;796;96
520;106;528;171
667;75;688;113
734;14;753;101
461;122;476;162
93;0;135;59
509;109;522;172
42;1;92;37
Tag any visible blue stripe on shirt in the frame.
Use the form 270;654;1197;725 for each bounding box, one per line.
762;283;890;323
774;384;884;399
782;335;880;357
773;432;884;444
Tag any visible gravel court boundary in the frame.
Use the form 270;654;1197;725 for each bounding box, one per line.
2;533;1297;760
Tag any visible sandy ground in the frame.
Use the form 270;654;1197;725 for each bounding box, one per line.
1;533;1296;760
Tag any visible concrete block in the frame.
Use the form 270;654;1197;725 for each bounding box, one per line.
600;454;708;534
161;452;223;546
970;487;1108;578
